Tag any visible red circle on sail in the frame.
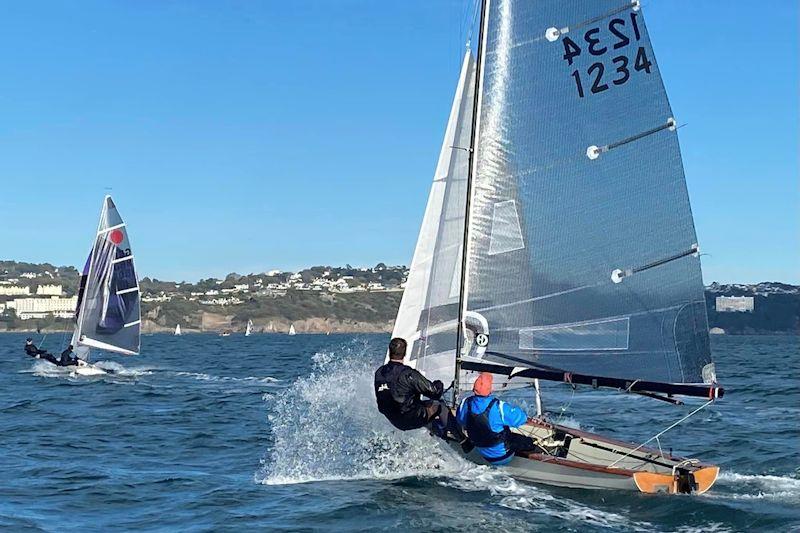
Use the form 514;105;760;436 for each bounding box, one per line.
109;229;124;245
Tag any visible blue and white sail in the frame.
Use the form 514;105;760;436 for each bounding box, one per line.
71;196;141;359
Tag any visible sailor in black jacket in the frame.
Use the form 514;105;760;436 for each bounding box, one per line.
24;338;59;365
374;337;451;431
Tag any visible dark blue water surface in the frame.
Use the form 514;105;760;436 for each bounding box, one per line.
0;333;797;532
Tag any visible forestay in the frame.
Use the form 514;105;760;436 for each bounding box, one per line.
72;196;141;358
461;0;715;388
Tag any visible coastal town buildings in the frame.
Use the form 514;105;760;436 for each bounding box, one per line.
715;296;755;313
6;296;78;319
0;285;31;296
36;284;63;296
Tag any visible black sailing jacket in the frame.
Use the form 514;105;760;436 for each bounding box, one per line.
374;361;443;430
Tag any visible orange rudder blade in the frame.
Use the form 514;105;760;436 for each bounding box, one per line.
692;466;720;495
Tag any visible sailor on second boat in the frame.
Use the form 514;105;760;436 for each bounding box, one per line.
59;345;80;367
25;338;81;367
457;372;534;466
24;338;60;365
374;337;451;432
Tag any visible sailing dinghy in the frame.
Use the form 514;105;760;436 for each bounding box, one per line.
174;324;182;336
245;319;253;336
391;0;723;494
69;195;141;376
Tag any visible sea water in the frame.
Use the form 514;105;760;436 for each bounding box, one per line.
0;332;797;531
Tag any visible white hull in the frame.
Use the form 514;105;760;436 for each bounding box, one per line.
448;418;719;494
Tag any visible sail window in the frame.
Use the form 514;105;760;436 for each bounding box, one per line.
488;200;525;256
519;317;630;351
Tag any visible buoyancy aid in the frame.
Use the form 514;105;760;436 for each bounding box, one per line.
464;397;508;449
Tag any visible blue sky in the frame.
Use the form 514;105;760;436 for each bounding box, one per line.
0;1;796;283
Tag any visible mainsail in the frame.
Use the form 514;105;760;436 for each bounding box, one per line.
245;319;253;336
174;324;182;336
71;196;141;358
396;0;721;399
461;0;716;394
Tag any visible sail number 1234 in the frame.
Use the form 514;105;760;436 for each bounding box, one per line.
562;12;652;98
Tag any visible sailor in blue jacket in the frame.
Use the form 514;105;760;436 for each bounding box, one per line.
456;372;533;465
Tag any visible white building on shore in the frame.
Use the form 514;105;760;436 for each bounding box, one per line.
0;285;30;296
715;296;754;313
36;284;63;296
6;296;78;319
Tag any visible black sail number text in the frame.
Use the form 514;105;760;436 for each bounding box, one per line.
561;12;651;98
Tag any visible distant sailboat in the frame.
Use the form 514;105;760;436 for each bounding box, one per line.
391;0;723;494
245;319;253;337
69;195;141;376
174;324;182;336
288;324;296;336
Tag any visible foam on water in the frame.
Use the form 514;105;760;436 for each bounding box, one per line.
176;371;283;387
712;472;800;501
257;341;655;531
93;361;153;377
439;466;656;531
25;360;152;379
257;342;463;485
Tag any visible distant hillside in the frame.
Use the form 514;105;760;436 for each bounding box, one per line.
0;260;81;296
1;260;798;334
143;290;402;334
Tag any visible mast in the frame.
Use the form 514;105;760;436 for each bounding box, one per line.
453;0;488;405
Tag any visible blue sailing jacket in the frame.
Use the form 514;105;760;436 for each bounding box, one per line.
456;395;527;464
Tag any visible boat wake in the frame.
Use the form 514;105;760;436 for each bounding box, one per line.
712;472;800;501
175;371;284;387
438;467;657;531
93;361;153;377
26;360;152;379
